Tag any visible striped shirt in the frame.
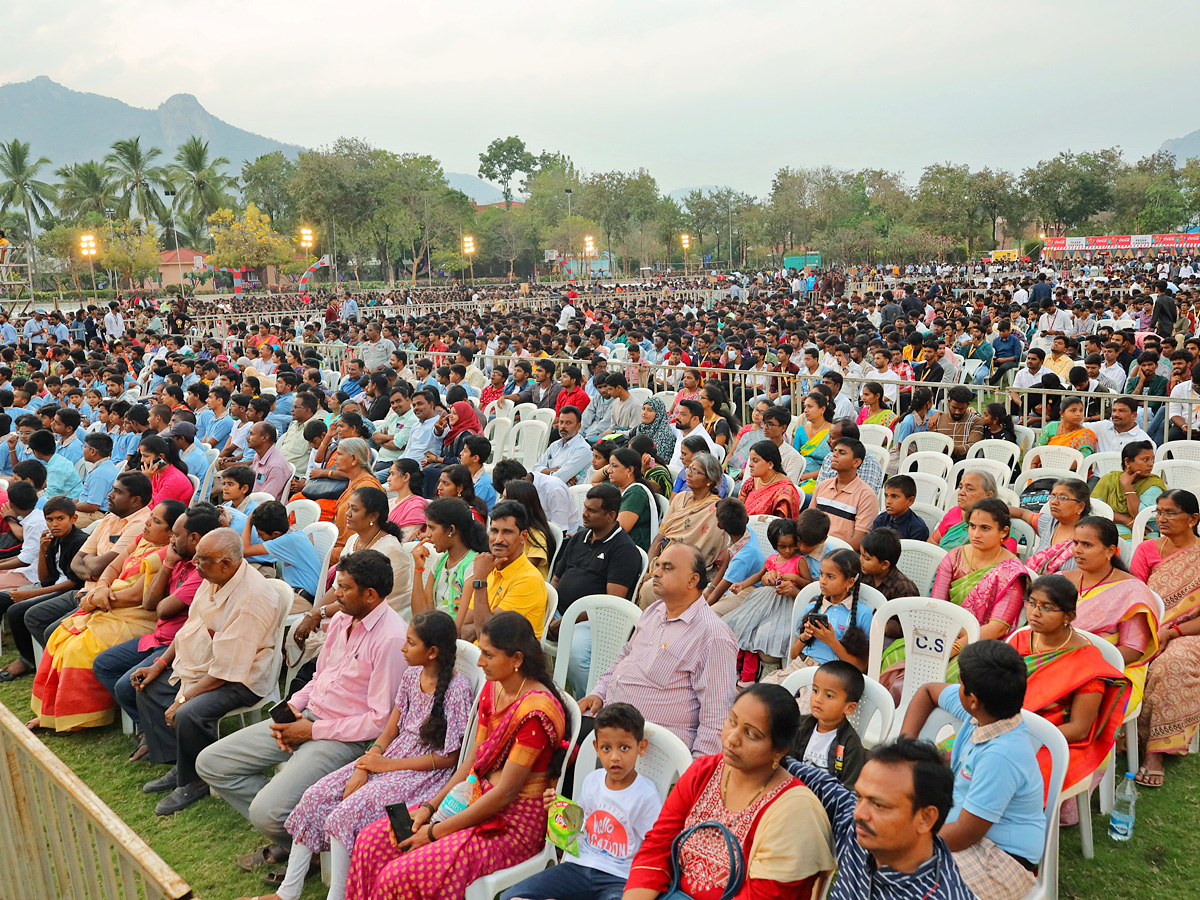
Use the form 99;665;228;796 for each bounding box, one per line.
785;761;977;900
812;475;879;544
592;597;736;758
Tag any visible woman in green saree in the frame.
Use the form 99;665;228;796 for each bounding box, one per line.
930;471;1018;553
1091;440;1166;539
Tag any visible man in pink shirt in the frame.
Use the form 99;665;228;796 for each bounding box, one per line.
247;422;293;501
197;548;408;870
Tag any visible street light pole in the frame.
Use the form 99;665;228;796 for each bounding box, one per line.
163;190;184;292
565;189;573;283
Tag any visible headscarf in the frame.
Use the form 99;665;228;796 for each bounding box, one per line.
631;396;676;461
443;400;483;447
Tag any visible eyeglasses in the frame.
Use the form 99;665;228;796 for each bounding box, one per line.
1155;508;1189;518
1024;598;1064;614
1049;494;1083;503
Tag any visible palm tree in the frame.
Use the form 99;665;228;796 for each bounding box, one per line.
0;139;57;278
105;137;170;221
155;207;209;254
170;136;236;221
55;160;118;220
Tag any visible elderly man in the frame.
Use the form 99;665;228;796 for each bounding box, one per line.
197;548;407;879
579;542;736;757
787;739;975;900
532;405;591;484
133;527;282;816
247;422;292;501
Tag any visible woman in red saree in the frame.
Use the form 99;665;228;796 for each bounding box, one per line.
738;441;800;520
623;684;835;900
1007;575;1129;794
345;611;569;900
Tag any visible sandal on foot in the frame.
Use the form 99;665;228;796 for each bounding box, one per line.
236;844;288;872
261;857;318;889
1135;766;1164;788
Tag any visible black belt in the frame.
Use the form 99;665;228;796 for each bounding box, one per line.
1007;851;1037;874
297;589;316;603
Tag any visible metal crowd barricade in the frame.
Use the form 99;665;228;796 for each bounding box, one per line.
0;701;192;900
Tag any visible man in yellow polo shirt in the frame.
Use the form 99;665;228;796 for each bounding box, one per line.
464;499;547;642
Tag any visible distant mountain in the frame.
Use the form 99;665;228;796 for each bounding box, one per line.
1160;128;1200;164
0;75;304;169
445;172;505;204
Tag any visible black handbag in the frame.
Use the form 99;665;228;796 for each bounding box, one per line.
301;478;347;501
661;820;746;900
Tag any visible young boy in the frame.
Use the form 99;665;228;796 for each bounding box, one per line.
900;640;1046;900
795;508;831;581
220;466;256;516
240;500;322;614
859;528;919;601
871;475;929;541
501;703;662;900
792;659;866;787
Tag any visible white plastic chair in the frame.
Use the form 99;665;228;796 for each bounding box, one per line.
550;594;643;696
569;483;591;517
900;451;953;482
219;580;293;729
959;358;985;383
483;398;515;421
506;420;550;469
1022;710;1071;900
909;472;949;508
1153;459;1200;491
866;596;981;738
512;402;537;423
248;491;277;506
482;417;512;463
859;423;893;449
455;639;485;698
780;665;896;749
1013;467;1079;495
898;432;954;459
822;535;853;554
747;514;782;556
197;445;221;502
532;408;556;430
1131;505;1157;545
651;390;677;411
1024;444;1086;473
627;388;652;407
287;498;321;531
1010;517;1038;562
896;541;946;597
187;473;202;502
910;502;945;537
463;694;582;900
541;584;559;642
864;443;889;476
1080;451;1121;481
948;457;1012;490
788;582;883;662
967;438;1021;474
303;522;338;599
1013;424;1037;456
626;482;659;546
1153;440;1200;464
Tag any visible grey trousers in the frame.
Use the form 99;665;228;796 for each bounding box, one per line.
195;713;368;847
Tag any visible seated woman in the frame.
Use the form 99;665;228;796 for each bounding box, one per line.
1063;516;1159;711
421;401;484;497
1013;477;1091;575
627;398;676;464
1008;575;1130;795
856;381;897;429
882;499;1029;683
629;435;673;499
699;383;738;450
792;391;834;490
725;399;770;476
30;499;186;732
1091;440;1165;539
930;471;1017;553
608;447;658;552
1130;489;1200;788
345;612;570;900
386;458;429;541
261;612;474;900
623;684;835;900
411;498;489;625
738;440;801;519
891;386;934;458
330;438;383;562
1035;395;1097;458
500;480;558;580
638;452;729;609
139;434;194;505
437;464;489;524
671;435;728;498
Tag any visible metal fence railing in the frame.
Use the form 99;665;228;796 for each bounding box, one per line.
0;701;192;900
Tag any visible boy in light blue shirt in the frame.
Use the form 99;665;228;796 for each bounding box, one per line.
75;433;119;527
53;408;85;465
29;428;83;500
242;501;323;610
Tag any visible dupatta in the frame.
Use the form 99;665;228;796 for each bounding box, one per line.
739;476;801;519
1075;578;1160;709
471;682;566;801
1147;545;1200;631
1044;422;1098;453
1092;471;1168;518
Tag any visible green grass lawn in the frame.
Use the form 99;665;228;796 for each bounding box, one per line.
3;646;1200;900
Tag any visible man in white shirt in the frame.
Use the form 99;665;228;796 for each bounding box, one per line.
1034;300;1073;350
492;459;582;535
557;300;576;330
869;349;900;406
532;406;592;484
1011;348;1048;422
1166;362;1200;443
668;400;719;470
1012;280;1030;307
103;303;125;344
1098;343;1128;392
1092;397;1152;454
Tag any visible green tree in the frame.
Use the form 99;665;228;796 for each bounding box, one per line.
968;168;1021;246
477;136;535;209
54;160;118;221
206;203;295;278
479;205;536;277
1021;150;1118;234
106;137;170;221
242;152;298;231
523;155;580;229
0;139;57;278
914;162;984;250
170;136;237;221
97;218;161;288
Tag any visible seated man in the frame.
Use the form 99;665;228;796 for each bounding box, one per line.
132;528;282;816
491;459;582;536
532;405;591;484
786;737;976;900
812;438;879;550
461;500;547;642
196;548;408;876
547;483;642;692
579;543;737;758
900;640;1046;900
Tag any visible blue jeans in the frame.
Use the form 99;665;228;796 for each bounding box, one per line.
567;621;592;695
499;861;627;900
93;638;167;729
1147;406;1168;445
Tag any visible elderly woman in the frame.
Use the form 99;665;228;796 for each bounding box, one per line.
1011;477;1092;575
930;470;1017;553
738;440;801;519
638;451;729;609
332;438;383;561
1130;490;1200;788
623;684;835;900
792;391;834;489
1092;440;1166;539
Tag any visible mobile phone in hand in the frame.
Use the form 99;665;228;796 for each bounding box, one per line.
269;700;298;724
386;802;414;845
806;613;831;630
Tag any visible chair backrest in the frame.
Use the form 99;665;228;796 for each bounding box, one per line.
967;439;1021;472
512;402;537;423
552;594;642;696
287;498;321;531
899;432;954;459
822;535;853;554
789;581;884;659
569;483;591;517
1154;440;1200;464
747;514;781;556
780;665;896;749
571;719;692;801
264;579;296;696
1012;424;1036;456
1020;709;1071;900
546;524;565;579
948;457;1011;491
867;596;982;738
628;388;652;407
188;473;202;501
532;408;555;429
1081;451;1121;481
1008;516;1037;562
1153;459;1200;491
303;522;339;597
1024;444;1085;473
455;639;485;698
864;443;888;475
896;540;947;597
908;472;949;508
910;502;945;536
483;418;512;464
635;546;650;583
652;391;677;411
1131;505;1157;545
507;420;550;469
248;491;276;506
900;451;953;482
858;423;893;449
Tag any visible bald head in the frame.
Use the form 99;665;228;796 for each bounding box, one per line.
194;527;244;587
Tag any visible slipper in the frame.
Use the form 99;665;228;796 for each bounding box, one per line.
236;844;287;872
129;739;150;762
1135;766;1165;788
261;856;318;889
0;670;29;682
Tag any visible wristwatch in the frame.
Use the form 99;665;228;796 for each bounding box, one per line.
472;579;487;590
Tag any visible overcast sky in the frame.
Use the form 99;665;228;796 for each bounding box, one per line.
8;0;1199;195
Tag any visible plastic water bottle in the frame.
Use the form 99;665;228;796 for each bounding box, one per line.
432;774;477;823
1108;772;1138;841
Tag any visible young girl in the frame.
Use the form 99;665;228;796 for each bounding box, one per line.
722;518;808;685
273;611;474;900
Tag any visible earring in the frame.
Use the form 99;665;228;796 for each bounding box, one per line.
772;758;780;770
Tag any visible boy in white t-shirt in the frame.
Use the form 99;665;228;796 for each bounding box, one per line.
501;703;662;900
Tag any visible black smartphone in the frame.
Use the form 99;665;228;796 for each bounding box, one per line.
806;613;831;630
269;701;298;724
385;802;414;845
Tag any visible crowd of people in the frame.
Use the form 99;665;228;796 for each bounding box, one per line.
1;254;1199;900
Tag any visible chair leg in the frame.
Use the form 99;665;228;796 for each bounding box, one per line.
1099;758;1115;816
1079;786;1094;859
